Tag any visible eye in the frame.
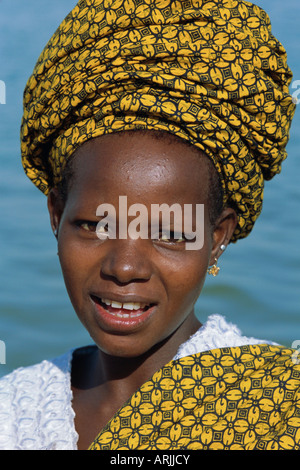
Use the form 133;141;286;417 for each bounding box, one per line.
77;221;98;233
76;220;110;240
154;230;186;244
96;222;110;239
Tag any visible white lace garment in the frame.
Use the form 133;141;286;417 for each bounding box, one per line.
0;314;275;450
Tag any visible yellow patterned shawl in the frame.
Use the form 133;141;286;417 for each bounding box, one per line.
20;0;295;242
89;344;300;450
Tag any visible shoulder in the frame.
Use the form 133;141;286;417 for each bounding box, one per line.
0;349;78;450
174;343;300;449
174;314;277;360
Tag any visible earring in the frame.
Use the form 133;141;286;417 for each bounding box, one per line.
207;258;220;276
54;228;58;237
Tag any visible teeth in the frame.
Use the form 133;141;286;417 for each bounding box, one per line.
111;301;122;309
101;298;148;315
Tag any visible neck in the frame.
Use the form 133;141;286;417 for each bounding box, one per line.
99;336;176;390
73;313;201;394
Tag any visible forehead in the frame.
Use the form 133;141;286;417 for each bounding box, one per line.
70;131;211;205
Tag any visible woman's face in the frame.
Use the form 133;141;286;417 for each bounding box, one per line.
48;132;236;358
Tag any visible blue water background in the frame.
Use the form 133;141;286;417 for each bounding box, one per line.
0;0;299;377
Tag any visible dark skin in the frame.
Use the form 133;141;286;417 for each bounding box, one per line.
47;131;237;449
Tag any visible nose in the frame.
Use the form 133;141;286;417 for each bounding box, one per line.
100;239;153;284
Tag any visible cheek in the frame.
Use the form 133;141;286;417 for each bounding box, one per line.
57;236;96;301
163;251;209;310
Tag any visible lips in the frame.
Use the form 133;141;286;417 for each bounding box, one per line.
90;294;156;330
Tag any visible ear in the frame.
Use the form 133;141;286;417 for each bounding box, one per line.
47;188;65;238
209;207;238;265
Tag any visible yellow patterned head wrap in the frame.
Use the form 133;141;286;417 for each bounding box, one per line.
20;0;295;241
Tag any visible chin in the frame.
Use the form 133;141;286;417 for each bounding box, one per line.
94;333;172;361
92;336;150;359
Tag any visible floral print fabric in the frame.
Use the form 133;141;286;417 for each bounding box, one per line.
89;344;300;450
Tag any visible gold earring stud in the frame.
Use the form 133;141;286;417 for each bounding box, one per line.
207;258;220;276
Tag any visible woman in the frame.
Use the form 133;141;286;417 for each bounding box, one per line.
0;0;299;450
